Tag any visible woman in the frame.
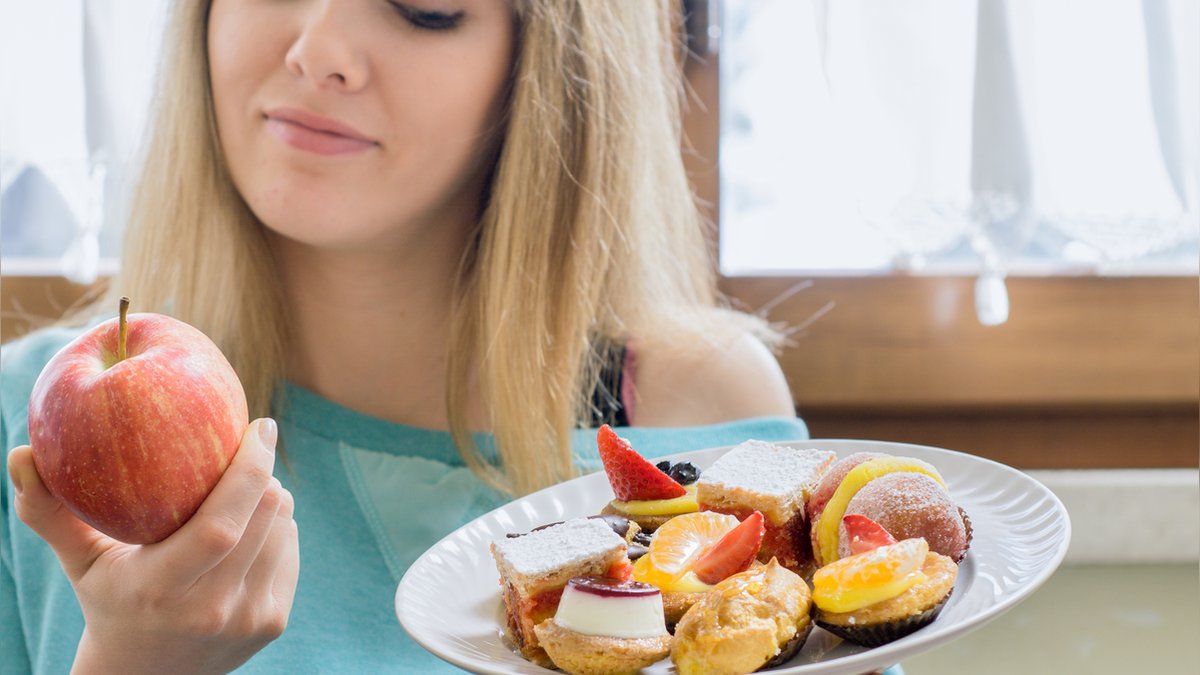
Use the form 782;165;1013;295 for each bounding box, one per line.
2;1;803;671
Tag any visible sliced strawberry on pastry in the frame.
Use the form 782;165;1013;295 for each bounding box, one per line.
842;514;898;555
597;424;687;502
692;510;766;585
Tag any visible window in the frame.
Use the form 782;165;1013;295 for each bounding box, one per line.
683;0;1198;468
719;0;1199;282
0;0;166;281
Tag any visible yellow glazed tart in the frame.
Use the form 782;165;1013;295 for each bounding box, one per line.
812;538;957;647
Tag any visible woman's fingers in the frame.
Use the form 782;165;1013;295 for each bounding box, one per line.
8;445;112;580
266;516;300;625
153;418;279;586
269;518;300;617
210;476;287;585
247;490;300;613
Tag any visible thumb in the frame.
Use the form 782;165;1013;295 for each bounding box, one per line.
8;445;110;579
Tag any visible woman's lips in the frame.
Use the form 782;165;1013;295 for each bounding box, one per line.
263;109;378;156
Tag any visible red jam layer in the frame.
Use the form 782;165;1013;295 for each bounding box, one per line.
569;576;660;598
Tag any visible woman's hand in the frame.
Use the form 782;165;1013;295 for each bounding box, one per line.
7;418;299;675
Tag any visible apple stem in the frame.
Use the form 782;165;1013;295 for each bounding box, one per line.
118;296;130;363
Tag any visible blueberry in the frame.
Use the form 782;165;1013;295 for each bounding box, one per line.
655;460;672;474
667;462;700;485
632;531;653;547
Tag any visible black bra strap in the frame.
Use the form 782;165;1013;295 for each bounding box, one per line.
588;342;629;428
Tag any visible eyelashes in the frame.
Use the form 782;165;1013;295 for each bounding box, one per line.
387;3;465;31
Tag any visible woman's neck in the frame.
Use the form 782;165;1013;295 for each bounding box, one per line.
269;232;466;430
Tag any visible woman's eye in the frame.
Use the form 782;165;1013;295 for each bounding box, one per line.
389;3;464;31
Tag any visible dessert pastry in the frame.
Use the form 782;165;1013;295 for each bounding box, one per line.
632;510;765;627
516;514;652;561
841;472;971;562
671;559;814;675
533;576;672;675
597;424;700;531
601;458;704;534
806;452;887;523
809;455;971;566
697;440;835;574
519;514;644;546
490;441;973;670
491;518;633;667
811;517;957;647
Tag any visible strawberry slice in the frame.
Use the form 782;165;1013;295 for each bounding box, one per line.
692;510;765;585
596;424;686;502
843;514;898;555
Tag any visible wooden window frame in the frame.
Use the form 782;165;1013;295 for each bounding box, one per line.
2;272;1195;471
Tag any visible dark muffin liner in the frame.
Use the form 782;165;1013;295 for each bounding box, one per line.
954;506;973;563
761;620;814;669
816;590;951;648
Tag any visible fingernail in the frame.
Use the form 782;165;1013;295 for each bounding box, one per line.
258;418;278;452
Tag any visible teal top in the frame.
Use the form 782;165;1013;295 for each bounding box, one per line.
0;327;813;674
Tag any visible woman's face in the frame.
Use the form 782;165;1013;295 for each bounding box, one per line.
208;0;515;254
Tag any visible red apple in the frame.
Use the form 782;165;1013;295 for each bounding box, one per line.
27;297;249;544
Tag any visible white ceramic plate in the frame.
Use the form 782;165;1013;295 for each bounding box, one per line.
396;439;1071;674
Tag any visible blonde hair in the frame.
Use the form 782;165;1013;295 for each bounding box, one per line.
115;0;288;420
109;0;752;496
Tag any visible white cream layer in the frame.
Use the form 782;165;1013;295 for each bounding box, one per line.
552;585;668;638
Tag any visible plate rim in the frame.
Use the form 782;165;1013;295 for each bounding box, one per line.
396;438;1072;675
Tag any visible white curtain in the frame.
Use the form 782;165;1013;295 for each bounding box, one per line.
720;0;1200;323
0;0;166;282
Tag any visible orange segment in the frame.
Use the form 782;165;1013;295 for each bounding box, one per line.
632;555;713;593
821;538;927;588
646;512;740;577
812;538;929;613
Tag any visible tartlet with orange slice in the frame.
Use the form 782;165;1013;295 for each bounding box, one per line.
811;515;958;647
632;510;767;626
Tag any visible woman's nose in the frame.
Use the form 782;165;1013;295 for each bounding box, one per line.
284;1;369;92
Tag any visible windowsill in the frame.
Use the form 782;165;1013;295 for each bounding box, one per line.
721;275;1199;408
0;257;120;277
718;265;1200;278
3;274;1197;471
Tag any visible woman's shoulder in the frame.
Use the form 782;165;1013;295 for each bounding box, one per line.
627;324;795;427
1;325;86;379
